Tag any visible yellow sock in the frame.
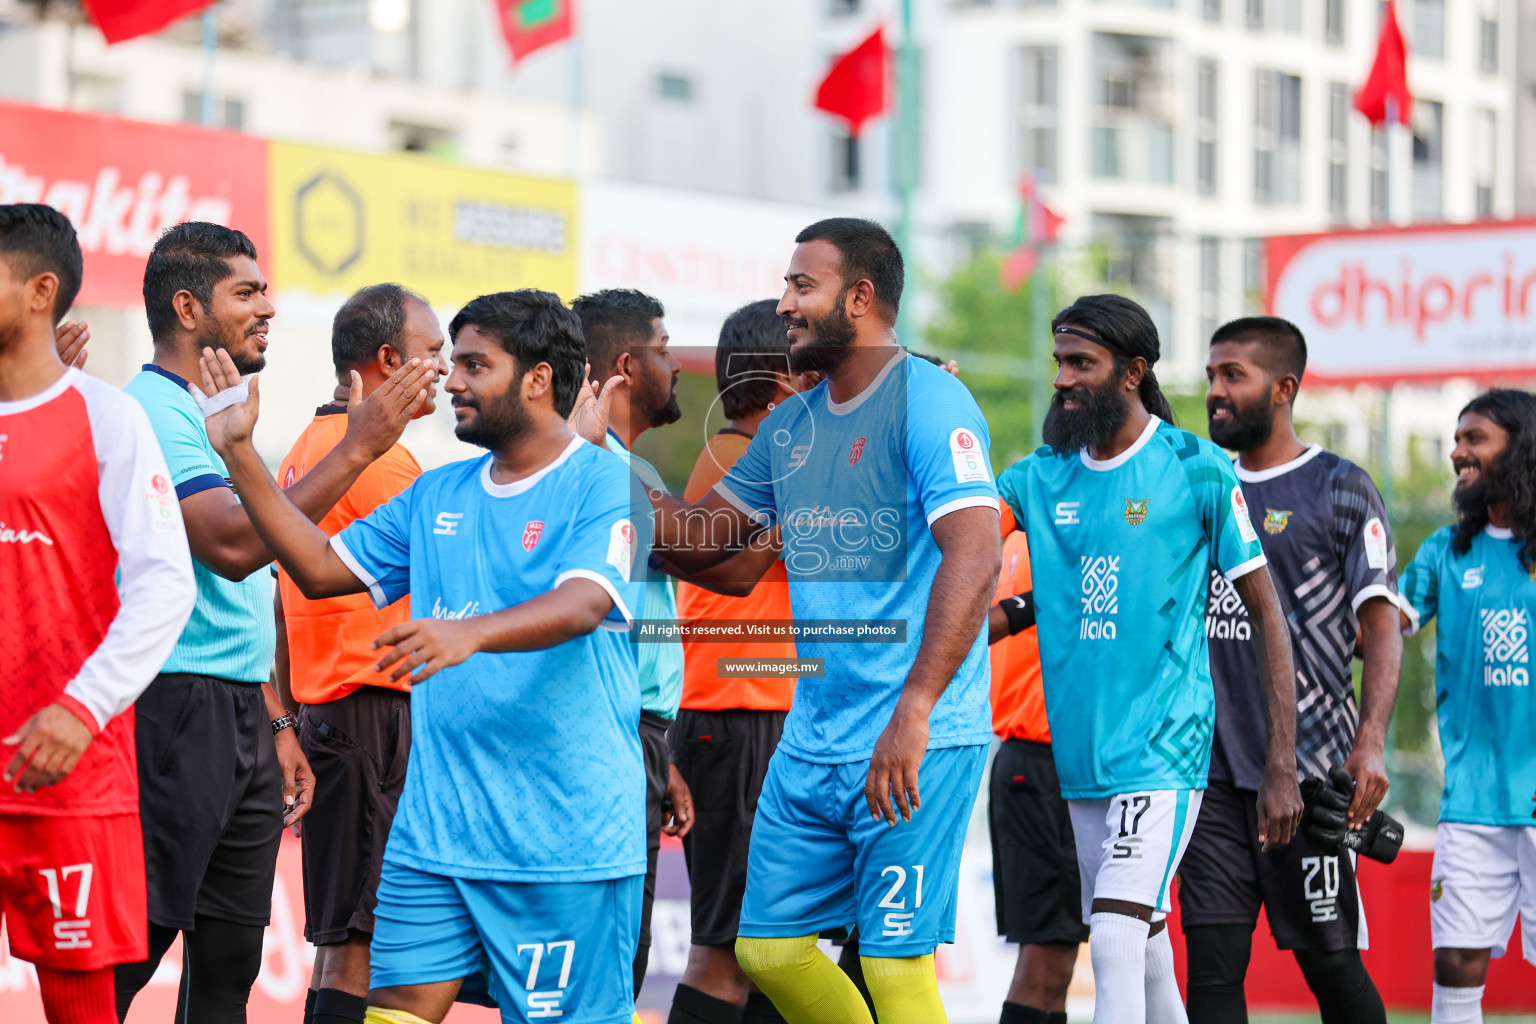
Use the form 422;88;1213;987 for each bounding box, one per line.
860;954;947;1024
735;935;874;1024
364;1008;434;1024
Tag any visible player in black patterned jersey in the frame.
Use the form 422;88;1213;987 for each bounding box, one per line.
1180;318;1404;1024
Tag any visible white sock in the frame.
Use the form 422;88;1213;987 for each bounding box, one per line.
1143;925;1187;1024
1090;912;1150;1024
1431;983;1484;1024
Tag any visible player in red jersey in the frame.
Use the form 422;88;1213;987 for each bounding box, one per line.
0;204;196;1024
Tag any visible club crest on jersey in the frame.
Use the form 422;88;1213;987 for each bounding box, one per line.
1431;879;1444;902
1124;499;1148;526
522;520;545;552
849;437;867;466
1264;509;1292;535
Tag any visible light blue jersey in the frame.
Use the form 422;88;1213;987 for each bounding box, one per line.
1401;524;1536;827
124;364;274;683
333;437;648;882
606;431;683;720
996;417;1267;799
716;351;999;763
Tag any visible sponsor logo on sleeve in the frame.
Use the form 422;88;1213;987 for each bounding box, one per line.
949;428;990;483
1363;516;1388;569
146;471;177;530
522;520;545;552
1231;486;1259;544
607;519;635;583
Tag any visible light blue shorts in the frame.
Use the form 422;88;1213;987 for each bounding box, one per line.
738;744;986;957
370;860;642;1023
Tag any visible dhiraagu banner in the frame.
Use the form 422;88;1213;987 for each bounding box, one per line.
268;141;577;307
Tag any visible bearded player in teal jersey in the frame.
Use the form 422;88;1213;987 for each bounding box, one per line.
995;295;1303;1024
1399;390;1536;1024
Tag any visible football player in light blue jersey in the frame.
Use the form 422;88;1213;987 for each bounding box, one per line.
1398;390;1536;1024
995;295;1302;1024
638;218;1003;1024
199;290;649;1024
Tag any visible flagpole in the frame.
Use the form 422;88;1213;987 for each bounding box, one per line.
200;6;217;126
566;16;582;178
1028;179;1049;449
894;0;916;347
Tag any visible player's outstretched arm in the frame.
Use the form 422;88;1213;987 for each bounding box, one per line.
656;527;781;597
988;591;1034;645
182;352;436;581
200;350;377;600
651;486;766;573
372;577;618;684
866;505;1002;826
1233;565;1304;849
1343;596;1402;828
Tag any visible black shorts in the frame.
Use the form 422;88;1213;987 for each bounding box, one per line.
297;687;411;945
668;707;785;947
988;739;1089;946
638;711;672;950
1178;778;1364;951
134;673;284;931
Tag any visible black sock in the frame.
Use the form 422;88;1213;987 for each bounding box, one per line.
1000;1001;1052;1024
633;943;651;1000
1185;924;1253;1024
668;983;745;1024
115;922;178;1022
1049;1013;1068;1024
741;990;788;1024
304;988;318;1024
1295;948;1386;1024
312;987;368;1024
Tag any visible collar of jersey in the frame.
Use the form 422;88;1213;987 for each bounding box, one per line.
825;347;905;417
0;366;78;415
140;361;195;392
1486;524;1515;540
1079;414;1160;472
1233;443;1323;483
479;436;583;498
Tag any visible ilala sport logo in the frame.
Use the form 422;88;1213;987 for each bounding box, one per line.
1079;555;1120;639
1480;608;1529;687
1206;570;1251;640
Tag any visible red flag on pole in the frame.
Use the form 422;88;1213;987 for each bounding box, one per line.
495;0;576;63
81;0;213;44
814;27;890;138
1353;0;1412;126
1000;176;1064;292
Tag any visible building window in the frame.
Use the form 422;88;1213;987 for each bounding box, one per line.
1279;0;1301;32
657;73;694;102
1196;58;1218;196
1370;124;1388;221
830;129;861;192
1328;82;1349;222
1091;33;1174;185
1324;0;1344;45
1479;16;1498;74
1245;0;1263;30
1017;45;1059;185
1474;108;1496;217
1200;236;1221;344
389;119;456;155
181;91;245;130
1411;98;1443;221
829;0;860;14
1411;0;1444;60
1202;0;1221;21
1254;69;1301;204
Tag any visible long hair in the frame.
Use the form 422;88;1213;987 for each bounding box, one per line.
1452;389;1536;572
1053;294;1176;425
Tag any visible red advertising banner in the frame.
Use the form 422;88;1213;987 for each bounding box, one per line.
0;100;269;308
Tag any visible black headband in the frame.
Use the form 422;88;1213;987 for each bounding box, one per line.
1053;324;1155;363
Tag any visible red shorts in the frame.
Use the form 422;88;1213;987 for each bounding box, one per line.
0;813;147;970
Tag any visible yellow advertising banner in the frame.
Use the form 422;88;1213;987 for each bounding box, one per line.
268;141;577;307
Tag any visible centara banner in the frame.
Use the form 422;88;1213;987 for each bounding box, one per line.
269;142;577;307
0;100;269;307
1268;220;1536;385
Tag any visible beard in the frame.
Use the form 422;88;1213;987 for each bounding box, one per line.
644;383;682;428
786;301;856;375
1453;451;1508;522
200;318;266;373
1207;396;1275;451
1042;372;1131;456
453;387;532;450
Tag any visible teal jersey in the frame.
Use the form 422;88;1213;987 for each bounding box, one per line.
124;365;274;683
996;417;1267;799
1400;525;1536;826
606;432;683;720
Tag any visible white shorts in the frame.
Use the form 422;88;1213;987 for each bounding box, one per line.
1068;789;1204;924
1430;822;1536;965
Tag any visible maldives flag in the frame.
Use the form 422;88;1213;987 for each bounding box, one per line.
814;27;889;138
1354;0;1412;126
496;0;575;63
82;0;213;44
1000;175;1064;292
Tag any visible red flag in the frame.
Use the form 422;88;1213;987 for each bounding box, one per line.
1000;177;1064;292
495;0;575;63
814;28;889;138
1353;0;1412;126
81;0;213;44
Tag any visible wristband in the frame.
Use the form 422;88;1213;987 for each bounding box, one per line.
271;713;297;737
1000;591;1035;635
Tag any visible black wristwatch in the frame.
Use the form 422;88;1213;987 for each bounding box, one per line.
271;713;297;736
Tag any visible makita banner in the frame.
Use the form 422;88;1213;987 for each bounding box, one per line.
1268;220;1536;385
0;100;269;307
